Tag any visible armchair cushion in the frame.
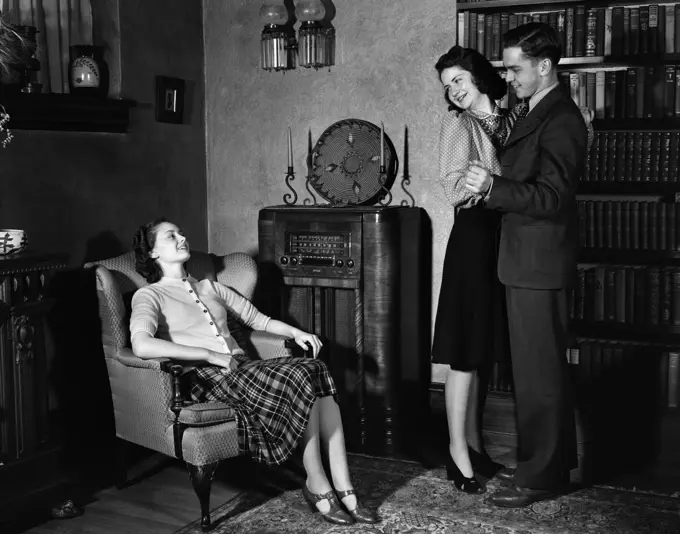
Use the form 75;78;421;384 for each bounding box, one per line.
178;402;236;427
244;330;296;360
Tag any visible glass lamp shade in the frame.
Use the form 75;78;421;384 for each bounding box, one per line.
261;27;296;71
259;0;289;26
298;22;334;69
295;0;325;22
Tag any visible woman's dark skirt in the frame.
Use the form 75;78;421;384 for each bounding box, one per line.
431;203;510;372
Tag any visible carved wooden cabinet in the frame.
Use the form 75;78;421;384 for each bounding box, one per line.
0;253;69;523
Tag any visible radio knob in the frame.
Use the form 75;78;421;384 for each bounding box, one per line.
291;257;298;265
335;259;344;268
280;256;289;265
347;259;355;268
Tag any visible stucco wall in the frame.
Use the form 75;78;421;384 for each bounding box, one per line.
204;1;457;380
0;0;207;265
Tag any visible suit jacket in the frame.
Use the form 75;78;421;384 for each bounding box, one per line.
485;87;588;290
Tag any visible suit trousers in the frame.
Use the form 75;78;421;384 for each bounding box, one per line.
506;286;577;489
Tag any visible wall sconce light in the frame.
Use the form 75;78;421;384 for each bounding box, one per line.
260;0;335;72
259;0;296;71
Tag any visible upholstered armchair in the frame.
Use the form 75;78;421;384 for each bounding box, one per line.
85;250;293;531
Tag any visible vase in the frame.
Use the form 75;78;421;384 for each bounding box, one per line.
69;45;108;98
0;229;28;255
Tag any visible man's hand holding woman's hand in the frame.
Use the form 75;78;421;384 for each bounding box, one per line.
293;331;323;358
465;159;493;195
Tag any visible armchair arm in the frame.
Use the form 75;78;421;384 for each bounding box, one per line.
243;330;307;360
106;346;169;370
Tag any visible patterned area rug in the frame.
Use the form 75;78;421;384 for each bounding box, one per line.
175;454;680;534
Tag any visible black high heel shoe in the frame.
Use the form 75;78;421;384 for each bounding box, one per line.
302;485;354;525
468;446;504;478
336;489;380;524
445;456;484;494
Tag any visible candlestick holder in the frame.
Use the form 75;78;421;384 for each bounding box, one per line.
283;166;299;205
399;173;416;207
303;172;319;206
376;165;392;206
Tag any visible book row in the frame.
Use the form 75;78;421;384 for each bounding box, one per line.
577;201;678;251
571;265;679;327
488;340;679;409
457;4;680;59
583;132;679;183
567;340;679;409
559;67;680;120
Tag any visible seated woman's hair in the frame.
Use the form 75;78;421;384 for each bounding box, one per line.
434;46;507;112
132;217;169;283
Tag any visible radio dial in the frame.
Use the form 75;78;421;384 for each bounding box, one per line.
291;257;299;265
347;259;355;268
335;259;344;268
280;256;289;265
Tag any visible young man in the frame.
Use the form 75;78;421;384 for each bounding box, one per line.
464;22;588;508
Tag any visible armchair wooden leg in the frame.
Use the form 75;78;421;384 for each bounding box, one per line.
187;461;219;531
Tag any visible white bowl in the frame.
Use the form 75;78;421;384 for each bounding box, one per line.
0;229;28;255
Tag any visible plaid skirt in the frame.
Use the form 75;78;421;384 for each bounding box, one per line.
187;356;337;465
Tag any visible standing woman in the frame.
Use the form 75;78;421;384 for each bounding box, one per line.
431;46;522;493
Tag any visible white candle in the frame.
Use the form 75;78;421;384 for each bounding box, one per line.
288;127;293;168
380;122;384;168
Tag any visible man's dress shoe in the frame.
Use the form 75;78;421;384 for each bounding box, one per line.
487;486;558;508
495;467;516;484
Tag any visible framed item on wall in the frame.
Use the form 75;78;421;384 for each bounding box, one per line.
155;75;185;124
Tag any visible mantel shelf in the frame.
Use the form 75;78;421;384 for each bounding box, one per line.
1;92;135;133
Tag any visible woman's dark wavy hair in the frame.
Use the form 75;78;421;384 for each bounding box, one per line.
132;217;170;284
434;45;507;112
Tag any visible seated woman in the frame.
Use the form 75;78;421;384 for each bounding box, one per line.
129;218;379;526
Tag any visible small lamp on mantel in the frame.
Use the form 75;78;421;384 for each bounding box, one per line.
259;0;296;71
295;0;335;70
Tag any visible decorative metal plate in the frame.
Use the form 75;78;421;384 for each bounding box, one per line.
308;118;399;206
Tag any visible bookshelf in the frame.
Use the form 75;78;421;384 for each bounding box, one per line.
457;0;677;12
453;0;680;482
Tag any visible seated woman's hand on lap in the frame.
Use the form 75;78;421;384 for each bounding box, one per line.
207;351;238;372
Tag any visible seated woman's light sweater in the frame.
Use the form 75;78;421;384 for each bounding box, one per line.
130;276;270;355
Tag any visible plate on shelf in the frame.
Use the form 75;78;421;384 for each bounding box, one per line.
308;118;399;206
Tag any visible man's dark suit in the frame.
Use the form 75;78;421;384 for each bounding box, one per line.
485;86;588;490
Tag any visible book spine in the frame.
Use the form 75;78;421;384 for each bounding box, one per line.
565;8;575;57
649;4;659;55
604;7;612;57
586;9;598;57
668;6;676;54
631;7;640;56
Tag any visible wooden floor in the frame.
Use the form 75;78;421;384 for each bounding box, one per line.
18;460;246;534
15;442;680;534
